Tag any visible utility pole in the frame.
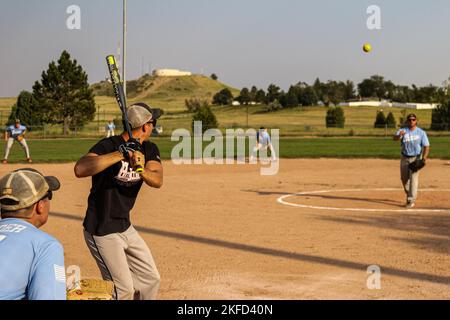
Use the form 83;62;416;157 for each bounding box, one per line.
246;104;249;128
123;0;127;96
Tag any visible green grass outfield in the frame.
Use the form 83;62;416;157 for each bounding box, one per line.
3;137;450;163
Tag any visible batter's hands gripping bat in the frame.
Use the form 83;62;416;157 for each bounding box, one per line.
106;55;144;173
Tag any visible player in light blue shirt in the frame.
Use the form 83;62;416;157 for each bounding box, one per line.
393;114;430;208
250;127;277;162
0;168;65;300
106;120;116;138
3;119;32;164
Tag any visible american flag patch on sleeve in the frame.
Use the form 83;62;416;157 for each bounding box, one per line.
54;265;66;283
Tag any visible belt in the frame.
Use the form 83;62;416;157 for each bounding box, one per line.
402;154;419;158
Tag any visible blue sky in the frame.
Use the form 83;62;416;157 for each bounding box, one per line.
1;0;450;97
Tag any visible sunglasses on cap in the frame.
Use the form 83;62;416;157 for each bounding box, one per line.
39;190;53;202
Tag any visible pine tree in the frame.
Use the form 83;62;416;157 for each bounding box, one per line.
285;90;299;108
326;107;345;128
386;112;397;128
374;111;387;128
32;50;96;135
7;91;42;127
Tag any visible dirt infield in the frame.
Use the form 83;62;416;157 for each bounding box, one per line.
2;159;449;299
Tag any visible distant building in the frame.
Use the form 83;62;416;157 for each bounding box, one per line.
338;100;438;110
152;69;192;77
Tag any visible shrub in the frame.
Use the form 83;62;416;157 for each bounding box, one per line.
191;105;219;134
185;98;209;112
386;112;397;128
431;101;450;131
326;107;345;128
374;111;386;128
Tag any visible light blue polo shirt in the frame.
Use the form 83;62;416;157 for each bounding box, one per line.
0;218;66;300
258;131;272;145
6;125;26;140
396;127;430;157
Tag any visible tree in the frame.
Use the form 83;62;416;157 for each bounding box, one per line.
326;81;346;106
298;87;318;106
32;50;95;134
266;84;281;103
391;85;412;103
7;91;42;127
431;101;450;131
210;73;218;81
266;99;283;112
374;111;387;128
185;98;209;112
255;89;266;103
343;80;356;101
237;87;251;105
412;84;444;103
358;75;387;100
326;107;345;128
313;78;324;102
212;88;233;105
386;112;397;128
250;86;258;102
278;91;287;108
283;87;299;108
191;105;219;133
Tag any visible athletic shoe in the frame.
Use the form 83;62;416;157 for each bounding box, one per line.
27;158;32;163
406;201;415;209
2;159;7;164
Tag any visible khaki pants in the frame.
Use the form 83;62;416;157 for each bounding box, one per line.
401;156;419;203
84;226;160;300
4;137;30;159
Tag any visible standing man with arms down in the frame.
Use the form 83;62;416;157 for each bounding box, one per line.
393;114;430;208
74;103;163;300
3;119;32;164
0;168;65;300
106;120;116;138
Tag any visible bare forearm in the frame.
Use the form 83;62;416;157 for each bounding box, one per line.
140;164;163;188
74;152;123;178
423;147;430;160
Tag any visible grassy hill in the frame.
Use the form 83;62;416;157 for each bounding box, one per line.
92;74;240;113
1;75;447;137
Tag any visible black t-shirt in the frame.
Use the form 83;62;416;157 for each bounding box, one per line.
83;136;161;236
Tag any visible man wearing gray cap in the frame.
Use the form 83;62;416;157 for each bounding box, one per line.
393;113;430;208
74;102;163;300
0;168;65;300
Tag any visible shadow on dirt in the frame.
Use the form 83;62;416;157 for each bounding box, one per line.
243;189;405;207
51;211;450;287
318;213;450;254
